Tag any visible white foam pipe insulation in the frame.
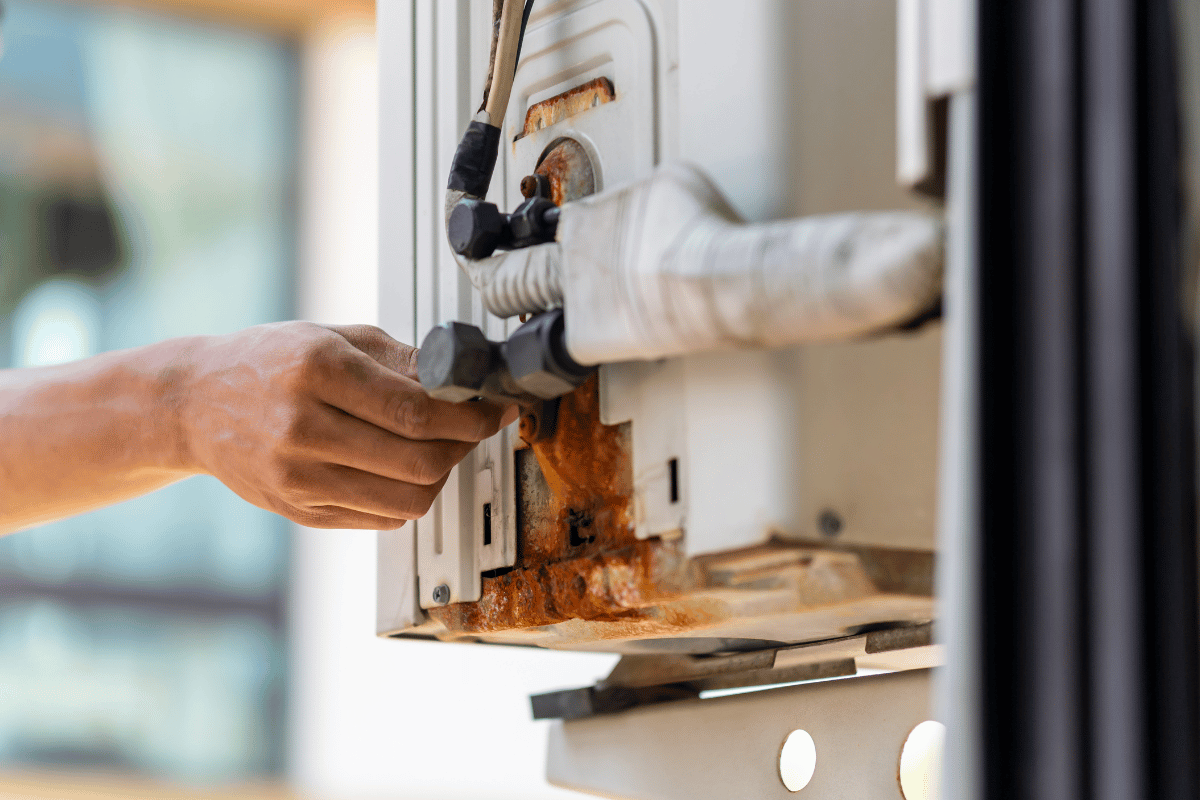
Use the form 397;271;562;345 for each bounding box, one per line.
447;161;944;365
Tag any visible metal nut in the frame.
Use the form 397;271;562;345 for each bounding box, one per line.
505;310;592;400
447;199;509;260
417;321;496;403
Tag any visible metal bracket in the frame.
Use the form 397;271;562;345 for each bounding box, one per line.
547;669;936;800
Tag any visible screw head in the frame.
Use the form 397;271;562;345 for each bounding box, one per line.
818;510;843;538
432;584;451;605
417;321;496;403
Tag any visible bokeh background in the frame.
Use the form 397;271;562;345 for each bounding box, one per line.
0;1;615;798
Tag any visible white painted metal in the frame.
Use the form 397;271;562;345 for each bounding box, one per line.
381;0;942;618
547;669;937;800
896;0;976;189
897;0;931;187
504;0;660;207
375;0;423;634
935;91;982;800
378;0;522;612
925;0;976;95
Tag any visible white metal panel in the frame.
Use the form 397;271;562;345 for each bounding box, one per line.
679;350;805;555
925;0;975;95
600;359;687;540
897;0;931;187
376;0;423;634
504;0;660;210
383;0;941;624
676;0;795;221
406;0;520;610
548;669;936;800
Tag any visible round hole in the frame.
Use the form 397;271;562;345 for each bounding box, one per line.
899;720;945;800
778;729;817;792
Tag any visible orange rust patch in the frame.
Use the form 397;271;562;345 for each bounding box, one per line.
520;77;615;139
428;375;678;634
535;138;595;207
528;374;633;550
430;540;681;633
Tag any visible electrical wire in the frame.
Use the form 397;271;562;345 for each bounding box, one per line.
515;0;535;69
477;0;503;114
478;0;534;120
483;0;527;126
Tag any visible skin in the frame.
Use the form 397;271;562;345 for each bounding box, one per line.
0;321;516;534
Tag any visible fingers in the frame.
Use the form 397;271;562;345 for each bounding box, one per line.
312;345;511;442
299;409;477;485
324;324;419;378
288;465;447;520
290;506;410;531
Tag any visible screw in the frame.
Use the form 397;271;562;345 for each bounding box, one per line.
818;510;843;538
520;175;539;198
432;584;451;605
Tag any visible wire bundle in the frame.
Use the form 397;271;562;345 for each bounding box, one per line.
448;0;534;200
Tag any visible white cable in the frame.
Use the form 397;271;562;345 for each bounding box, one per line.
483;0;524;127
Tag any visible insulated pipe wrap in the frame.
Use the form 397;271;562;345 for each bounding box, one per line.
477;244;564;318
558;162;944;364
445;190;564;317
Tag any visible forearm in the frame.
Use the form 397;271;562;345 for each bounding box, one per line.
0;322;512;533
0;338;202;533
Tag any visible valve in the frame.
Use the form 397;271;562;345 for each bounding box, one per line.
417;309;591;405
446;196;560;261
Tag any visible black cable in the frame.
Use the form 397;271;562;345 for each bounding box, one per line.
451;2;535;202
514;0;535;69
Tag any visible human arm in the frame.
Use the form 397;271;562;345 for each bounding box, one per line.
0;322;514;533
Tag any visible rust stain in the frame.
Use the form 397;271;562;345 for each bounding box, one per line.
429;375;681;634
520;77;616;139
432;540;680;633
535;138;595;207
527;374;633;553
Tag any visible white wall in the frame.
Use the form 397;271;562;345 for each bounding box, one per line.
287;14;616;799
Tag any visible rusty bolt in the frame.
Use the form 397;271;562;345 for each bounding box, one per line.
417;321;497;403
520;175;539;198
432;584;451;605
504;309;592;400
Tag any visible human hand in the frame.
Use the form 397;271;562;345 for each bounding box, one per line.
179;322;515;529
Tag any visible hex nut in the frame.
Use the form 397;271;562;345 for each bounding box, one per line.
505;310;591;400
448;199;508;260
417;321;496;403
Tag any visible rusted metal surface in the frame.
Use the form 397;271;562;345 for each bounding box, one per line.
520;76;615;138
429;375;686;634
535;138;595;206
421;72;939;651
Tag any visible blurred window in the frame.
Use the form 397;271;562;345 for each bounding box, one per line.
0;0;297;783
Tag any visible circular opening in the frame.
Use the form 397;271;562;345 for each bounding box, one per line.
899;720;946;800
778;729;817;792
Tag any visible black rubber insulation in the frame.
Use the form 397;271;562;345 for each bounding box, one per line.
448;0;536;200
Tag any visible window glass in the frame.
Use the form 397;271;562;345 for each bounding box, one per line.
0;0;296;781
